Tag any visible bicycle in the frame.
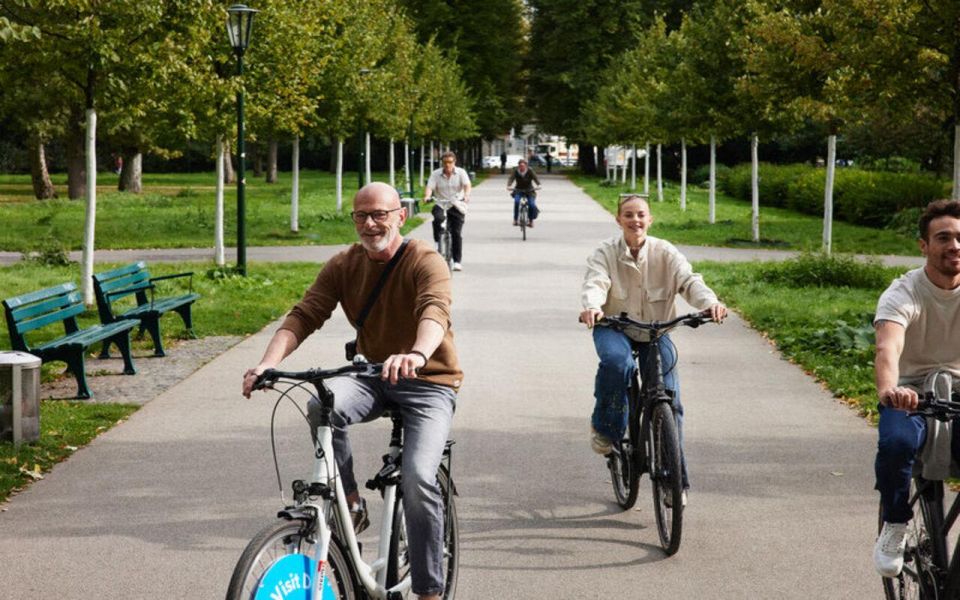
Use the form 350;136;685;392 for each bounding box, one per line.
509;187;539;241
226;358;460;600
595;311;714;555
880;387;960;600
430;199;456;273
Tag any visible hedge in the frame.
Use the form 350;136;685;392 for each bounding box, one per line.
719;163;945;228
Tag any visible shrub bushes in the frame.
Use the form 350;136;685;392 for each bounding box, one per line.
759;252;893;289
720;162;944;229
690;163;731;186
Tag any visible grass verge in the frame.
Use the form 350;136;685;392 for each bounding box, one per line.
570;172;919;256
0;259;323;502
695;255;910;421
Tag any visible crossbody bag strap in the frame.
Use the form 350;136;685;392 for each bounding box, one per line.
355;238;411;330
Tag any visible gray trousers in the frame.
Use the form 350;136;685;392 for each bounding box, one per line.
310;376;456;597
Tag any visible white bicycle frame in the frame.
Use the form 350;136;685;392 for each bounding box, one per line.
306;422;411;599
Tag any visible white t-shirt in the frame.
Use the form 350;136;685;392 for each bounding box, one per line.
875;267;960;380
426;167;470;214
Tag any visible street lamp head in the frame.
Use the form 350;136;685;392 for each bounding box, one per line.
226;4;258;54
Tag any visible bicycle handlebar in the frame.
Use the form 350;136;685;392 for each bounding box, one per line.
912;391;960;421
597;311;714;333
253;361;383;391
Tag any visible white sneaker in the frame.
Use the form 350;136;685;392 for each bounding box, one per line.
875;522;908;578
452;262;463;271
590;428;612;455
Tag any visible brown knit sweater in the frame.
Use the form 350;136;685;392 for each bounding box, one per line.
279;239;463;390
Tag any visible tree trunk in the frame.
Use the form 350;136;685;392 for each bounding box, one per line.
630;144;637;191
118;149;142;193
223;139;236;184
823;133;837;254
336;139;344;212
365;132;372;184
680;138;687;211
266;139;278;183
389;138;395;188
29;136;56;199
66;117;86;200
644;142;650;195
656;144;663;202
709;135;716;224
953;124;959;201
215;136;225;266
290;137;299;231
251;141;262;178
751;133;760;243
81;108;98;305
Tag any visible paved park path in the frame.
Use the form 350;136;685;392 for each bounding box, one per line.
0;174;885;598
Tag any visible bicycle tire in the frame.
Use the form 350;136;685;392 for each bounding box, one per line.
440;232;454;272
649;401;683;555
386;466;460;599
519;204;527;241
225;517;359;599
608;438;640;509
880;479;944;599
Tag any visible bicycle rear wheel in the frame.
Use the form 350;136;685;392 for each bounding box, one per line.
649;401;683;555
225;518;358;599
880;479;944;600
519;205;528;241
386;466;460;599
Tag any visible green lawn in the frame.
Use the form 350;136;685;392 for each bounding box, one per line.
695;257;909;421
570;172;920;256
0;170;425;252
0;259;324;502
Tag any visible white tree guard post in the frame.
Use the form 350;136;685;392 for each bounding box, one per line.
364;132;371;185
81;108;97;305
389;138;395;188
419;142;425;188
404;139;411;195
823;134;836;254
336;139;344;212
656;143;663;202
215;136;225;266
290;137;300;233
709;135;716;225
621;150;627;183
953;124;960;200
631;144;637;190
751;133;760;243
644;142;650;195
680;138;687;211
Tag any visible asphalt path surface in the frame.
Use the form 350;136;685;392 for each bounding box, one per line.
0;174;883;598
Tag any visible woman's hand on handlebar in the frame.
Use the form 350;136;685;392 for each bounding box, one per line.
580;308;604;329
703;303;727;323
382;352;427;384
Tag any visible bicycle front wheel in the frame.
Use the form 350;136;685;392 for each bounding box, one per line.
880;479;944;600
386;466;459;599
226;518;359;600
608;438;639;509
519;205;527;241
440;232;454;272
649;401;683;555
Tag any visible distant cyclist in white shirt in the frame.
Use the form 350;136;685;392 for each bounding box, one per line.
424;152;471;272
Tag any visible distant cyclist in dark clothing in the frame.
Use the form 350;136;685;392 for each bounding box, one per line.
507;159;541;227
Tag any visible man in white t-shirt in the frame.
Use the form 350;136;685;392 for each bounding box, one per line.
424;151;471;271
873;199;960;578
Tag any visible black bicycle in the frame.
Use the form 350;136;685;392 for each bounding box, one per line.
881;388;960;600
598;311;714;555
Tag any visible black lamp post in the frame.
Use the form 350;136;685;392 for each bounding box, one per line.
226;4;257;276
356;68;371;190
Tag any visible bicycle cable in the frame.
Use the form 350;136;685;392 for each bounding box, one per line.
268;380;314;504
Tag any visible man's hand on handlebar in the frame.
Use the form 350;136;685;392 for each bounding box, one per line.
881;386;920;411
242;365;272;398
580;308;604;329
382;352;427;384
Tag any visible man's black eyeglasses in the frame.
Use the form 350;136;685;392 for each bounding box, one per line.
350;208;402;224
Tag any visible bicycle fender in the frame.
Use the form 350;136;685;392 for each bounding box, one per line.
277;506;318;522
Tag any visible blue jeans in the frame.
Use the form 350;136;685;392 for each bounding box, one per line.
310;376;456;597
512;190;539;221
591;326;688;488
874;403;960;523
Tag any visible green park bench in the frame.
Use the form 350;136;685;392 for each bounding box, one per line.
93;261;199;358
2;283;138;400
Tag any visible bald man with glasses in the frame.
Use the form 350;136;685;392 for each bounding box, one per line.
243;182;463;600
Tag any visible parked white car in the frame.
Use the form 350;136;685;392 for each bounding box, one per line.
482;155;500;168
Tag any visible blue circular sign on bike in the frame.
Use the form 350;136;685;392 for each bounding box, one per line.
254;554;335;600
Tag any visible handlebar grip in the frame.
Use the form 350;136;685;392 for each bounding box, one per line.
252;368;278;391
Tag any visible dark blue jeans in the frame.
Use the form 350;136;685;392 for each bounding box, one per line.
512;190;539;221
591;326;688;488
875;403;960;523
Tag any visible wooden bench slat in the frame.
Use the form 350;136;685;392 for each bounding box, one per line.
3;282;76;309
16;303;85;335
94;261;147;282
7;291;79;324
97;271;151;295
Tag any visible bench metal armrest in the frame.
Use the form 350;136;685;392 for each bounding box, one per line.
150;272;194;294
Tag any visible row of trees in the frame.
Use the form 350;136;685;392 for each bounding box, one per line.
0;0;506;299
530;0;959;252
